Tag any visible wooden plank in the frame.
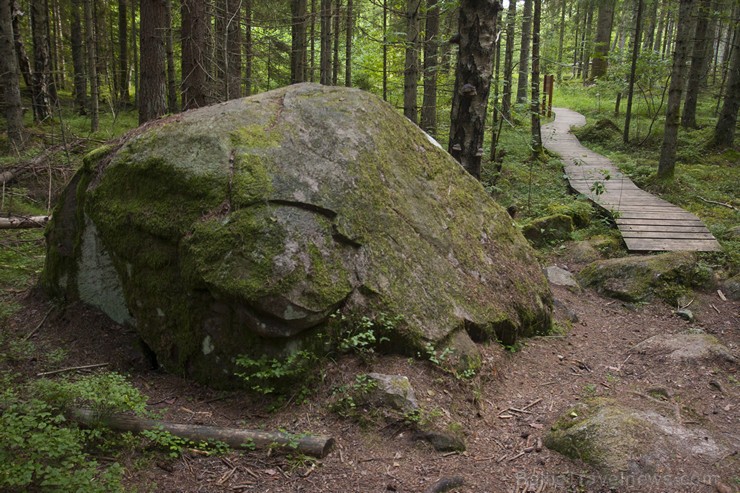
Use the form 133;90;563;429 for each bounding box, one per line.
617;219;705;226
621;231;716;240
623;238;722;252
619;225;711;233
616;212;700;220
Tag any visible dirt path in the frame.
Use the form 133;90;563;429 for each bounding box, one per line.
7;249;738;492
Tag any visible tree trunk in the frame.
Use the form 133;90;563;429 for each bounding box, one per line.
345;0;352;86
214;0;225;100
244;0;252;95
31;0;53;121
139;0;167;124
226;0;241;99
11;1;32;90
332;0;340;85
118;0;129;104
531;0;542;157
581;0;594;81
310;0;316;82
643;0;658;50
516;0;532;103
491;16;502;160
292;0;307;83
70;0;86;114
50;0;64;91
712;16;740;147
85;0;99;131
382;0;388;100
654;0;665;52
404;0;421;123
421;0;439;135
320;0;331;84
624;0;643;143
448;0;503;179
556;0;566;82
67;408;334;458
181;0;208;109
572;1;581;78
165;0;177;112
681;0;711;128
591;0;615;80
131;0;138;105
502;0;515;121
0;0;26;147
657;0;695;181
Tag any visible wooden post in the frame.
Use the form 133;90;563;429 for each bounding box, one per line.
544;74;554;117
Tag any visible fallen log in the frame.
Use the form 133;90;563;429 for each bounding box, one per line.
0;215;50;229
67;408;335;458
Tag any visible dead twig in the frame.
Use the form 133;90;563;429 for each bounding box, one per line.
37;362;109;377
521;398;542;411
697;196;737;211
710;304;720;314
23;306;54;341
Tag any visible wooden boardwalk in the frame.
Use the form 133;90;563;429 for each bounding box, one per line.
542;107;721;252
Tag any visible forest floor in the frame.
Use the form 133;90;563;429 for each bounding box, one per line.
3;244;738;493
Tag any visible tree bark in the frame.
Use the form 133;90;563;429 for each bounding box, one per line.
0;0;26;147
244;0;253;95
681;0;711;128
118;0;129;105
67;408;335;458
624;0;643;143
320;0;331;84
70;0;86;114
502;0;515;121
421;0;439;135
30;0;53;121
591;0;615;80
85;0;99;131
556;0;566;82
292;0;308;83
11;1;33;90
572;1;581;78
131;0;138;105
712;15;740;148
657;0;695;181
516;0;532;103
332;0;340;85
448;0;503;179
382;0;388;99
404;0;421;123
309;0;316;82
181;0;208;109
0;216;50;229
531;0;542;157
581;0;594;81
139;0;167;124
226;0;241;99
345;0;352;86
165;0;177;112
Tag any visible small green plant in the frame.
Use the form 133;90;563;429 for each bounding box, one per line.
235;349;318;399
418;342;453;366
141;428;230;458
335;313;398;357
582;384;597;396
330;374;378;418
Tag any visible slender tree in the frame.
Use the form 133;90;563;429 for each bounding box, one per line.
0;0;26;147
332;0;340;84
502;0;515;121
71;0;87;114
118;0;129;104
244;0;253;95
624;0;643;143
11;1;33;90
516;0;532;103
181;0;208;109
139;0;167;124
345;0;352;86
657;0;695;181
30;0;53;121
165;0;177;112
556;0;566;82
320;0;331;84
226;0;241;98
421;0;439;135
591;0;615;80
531;0;543;157
580;0;595;80
292;0;308;83
382;0;388;99
448;0;503;179
404;0;421;123
85;0;99;131
712;15;740;147
681;0;711;128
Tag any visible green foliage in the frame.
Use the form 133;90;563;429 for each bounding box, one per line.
235;349;318;399
140;428;230;458
335;313;398;357
330;374;378;418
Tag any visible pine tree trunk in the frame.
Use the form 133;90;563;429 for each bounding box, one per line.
654;0;665;52
624;0;643;143
556;0;566;83
11;1;32;90
681;0;711;128
581;0;594;81
643;0;658;50
244;0;252;95
572;1;581;78
131;0;138;105
421;0;439;135
292;0;307;83
118;0;129;104
657;0;695;181
332;0;340;85
516;0;532;103
50;0;64;91
404;0;421;123
71;0;87;114
31;0;53;121
226;0;241;98
1;0;26;147
345;0;352;86
85;0;98;131
531;0;542;157
181;0;208;109
448;0;503;179
382;0;388;99
320;0;331;84
214;0;226;100
310;0;316;82
591;0;615;80
502;0;515;121
165;0;177;112
712;16;740;147
139;0;167;124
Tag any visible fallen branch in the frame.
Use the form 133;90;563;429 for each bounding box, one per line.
0;215;50;229
697;196;737;211
36;362;110;376
23;306;54;341
67;408;335;458
0;138;85;186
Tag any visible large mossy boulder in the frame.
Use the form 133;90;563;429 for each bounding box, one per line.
42;84;551;387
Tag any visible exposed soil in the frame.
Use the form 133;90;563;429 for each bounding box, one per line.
4;247;738;493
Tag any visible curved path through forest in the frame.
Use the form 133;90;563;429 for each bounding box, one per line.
542;107;721;252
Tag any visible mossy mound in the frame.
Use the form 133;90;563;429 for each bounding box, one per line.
42;84;552;387
545;398;727;479
574;118;621;144
576;252;713;303
522;214;574;247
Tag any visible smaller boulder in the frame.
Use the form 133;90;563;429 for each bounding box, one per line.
720;273;740;301
522;214;574;247
413;430;466;452
367;373;418;413
544;266;581;291
631;333;735;364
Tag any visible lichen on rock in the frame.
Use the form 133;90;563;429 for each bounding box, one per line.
42;84;552;387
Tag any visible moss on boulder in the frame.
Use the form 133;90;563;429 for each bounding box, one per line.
577;252;713;303
42;84;551;387
522;214;574;247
